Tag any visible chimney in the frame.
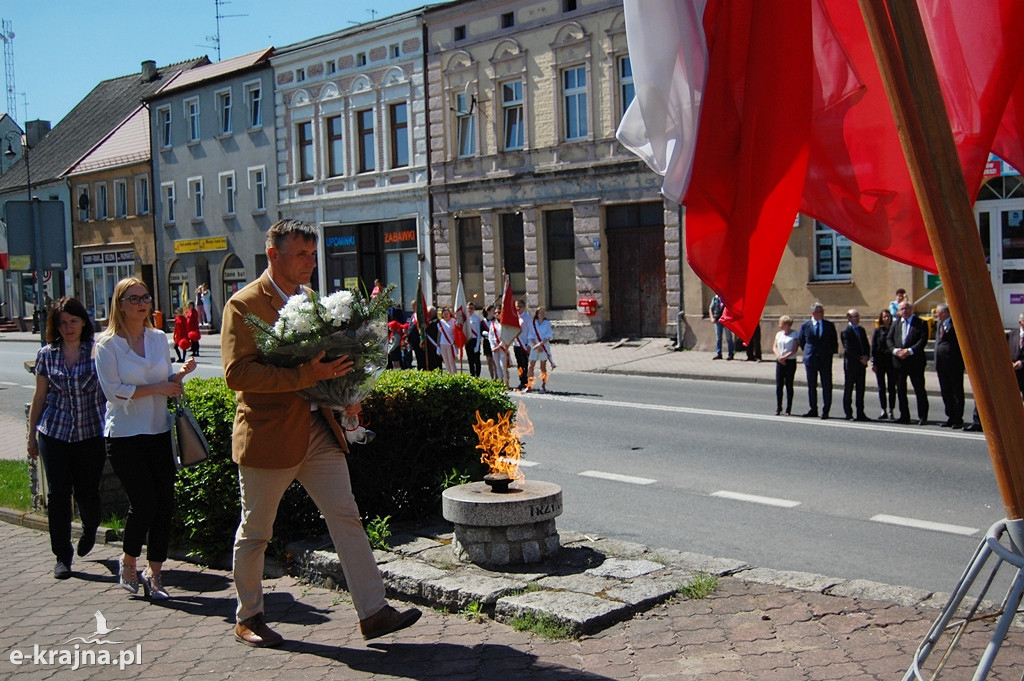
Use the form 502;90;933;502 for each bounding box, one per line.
25;120;51;148
141;60;158;82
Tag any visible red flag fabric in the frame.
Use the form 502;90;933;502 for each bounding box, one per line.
499;276;521;349
618;0;1024;341
453;278;468;350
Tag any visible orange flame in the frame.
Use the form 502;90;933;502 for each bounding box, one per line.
473;400;533;480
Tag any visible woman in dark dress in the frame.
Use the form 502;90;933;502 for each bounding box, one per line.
870;309;898;420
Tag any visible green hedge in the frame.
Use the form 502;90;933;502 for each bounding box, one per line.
171;371;516;565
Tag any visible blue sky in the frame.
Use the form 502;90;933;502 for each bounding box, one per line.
2;0;440;126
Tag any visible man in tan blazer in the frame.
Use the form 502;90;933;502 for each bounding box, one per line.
221;219;419;648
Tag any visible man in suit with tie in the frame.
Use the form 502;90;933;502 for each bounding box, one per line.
798;302;838;419
1009;312;1024;400
933;302;965;428
887;299;929;424
841;309;871;421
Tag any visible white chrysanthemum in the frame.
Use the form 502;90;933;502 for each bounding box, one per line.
321;290;353;326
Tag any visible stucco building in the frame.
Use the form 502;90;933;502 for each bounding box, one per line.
272;9;430;309
148;48;276;328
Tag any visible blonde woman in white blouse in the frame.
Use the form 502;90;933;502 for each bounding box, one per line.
773;315;800;416
94;278;196;599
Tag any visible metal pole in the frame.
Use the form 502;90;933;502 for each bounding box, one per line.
22;141;44;345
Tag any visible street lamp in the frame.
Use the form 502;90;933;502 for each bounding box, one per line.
3;131;45;341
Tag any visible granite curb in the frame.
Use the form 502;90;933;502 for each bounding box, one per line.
287;523;976;637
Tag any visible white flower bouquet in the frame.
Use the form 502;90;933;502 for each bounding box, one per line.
244;285;395;411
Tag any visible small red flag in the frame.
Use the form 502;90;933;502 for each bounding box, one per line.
499;275;521;349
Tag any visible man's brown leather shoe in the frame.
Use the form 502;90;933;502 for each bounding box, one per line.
235;613;283;648
359;604;422;640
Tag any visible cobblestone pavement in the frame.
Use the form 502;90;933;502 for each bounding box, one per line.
1;519;1023;680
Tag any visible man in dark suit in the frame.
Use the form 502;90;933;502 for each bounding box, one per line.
933;302;965;427
798;302;838;419
887;300;929;424
841;308;871;421
1009;312;1024;401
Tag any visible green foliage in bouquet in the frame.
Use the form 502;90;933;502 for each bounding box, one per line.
243;286;395;407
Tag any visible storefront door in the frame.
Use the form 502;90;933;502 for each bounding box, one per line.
975;198;1024;327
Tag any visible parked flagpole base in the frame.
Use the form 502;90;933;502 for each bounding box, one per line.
903;519;1024;681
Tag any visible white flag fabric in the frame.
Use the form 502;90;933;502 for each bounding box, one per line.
615;0;709;204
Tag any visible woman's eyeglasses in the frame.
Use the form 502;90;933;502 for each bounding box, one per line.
119;294;153;305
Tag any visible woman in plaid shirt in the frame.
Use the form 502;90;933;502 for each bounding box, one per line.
27;298;107;580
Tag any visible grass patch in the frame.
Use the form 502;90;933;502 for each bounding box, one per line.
0;460;31;511
103;514;126;534
460;600;486;622
679;572;719;600
509;612;576;640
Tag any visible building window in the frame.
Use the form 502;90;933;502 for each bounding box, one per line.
390;102;409;168
185;97;200;142
296;67;306;82
77;185;90;221
249;167;266;212
356;52;367;67
217;89;232;135
545;209;576;309
82;250;134;321
114;180;128;218
563;0;577;11
190;177;204;219
455;92;475;157
245;82;262;128
136;176;150;215
327;60;337;74
390;44;400;59
619;56;635;118
814;221;852;280
501;12;515;28
562;65;588;141
501;80;524;150
157;106;172;147
357;109;376;173
501;213;526;294
326;115;345;177
96;184;108;220
454;25;466;41
298;121;314;181
458;216;484;302
221;172;236;215
163;183;175;223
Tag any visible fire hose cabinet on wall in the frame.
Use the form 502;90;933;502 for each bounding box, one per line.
577;298;597;316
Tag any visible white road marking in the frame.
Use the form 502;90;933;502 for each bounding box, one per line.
579;470;657;485
0;381;18;386
871;514;978;536
711;490;801;508
541;394;982;439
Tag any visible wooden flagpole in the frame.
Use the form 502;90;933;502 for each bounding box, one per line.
858;0;1024;525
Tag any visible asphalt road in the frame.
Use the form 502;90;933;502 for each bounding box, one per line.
0;339;998;594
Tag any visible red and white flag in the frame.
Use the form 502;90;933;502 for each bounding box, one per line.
499;275;521;349
453;278;468;352
617;0;1024;341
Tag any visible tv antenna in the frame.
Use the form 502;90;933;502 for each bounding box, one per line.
200;0;247;61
